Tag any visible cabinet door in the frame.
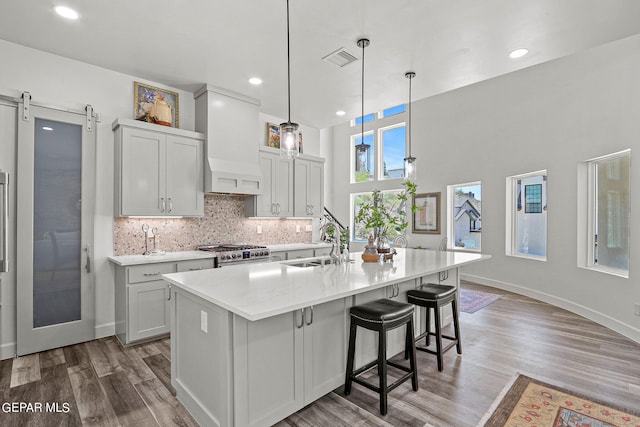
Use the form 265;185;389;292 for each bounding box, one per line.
176;258;215;272
255;153;276;216
127;281;170;342
303;298;349;404
293;159;309;216
307;160;324;216
166;135;204;216
233;311;304;427
287;249;314;260
120;128;166;216
273;156;294;217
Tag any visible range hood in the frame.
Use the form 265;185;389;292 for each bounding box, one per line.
194;84;264;195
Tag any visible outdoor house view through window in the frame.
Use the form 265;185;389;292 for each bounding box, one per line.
507;171;547;259
352;190;406;242
450;183;482;250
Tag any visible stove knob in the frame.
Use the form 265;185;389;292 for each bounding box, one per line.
231;253;237;259
222;254;229;261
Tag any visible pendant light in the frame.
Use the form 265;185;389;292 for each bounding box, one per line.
280;0;300;159
404;71;417;181
356;38;370;172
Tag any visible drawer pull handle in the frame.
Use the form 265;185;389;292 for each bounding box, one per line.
143;272;161;276
189;267;204;271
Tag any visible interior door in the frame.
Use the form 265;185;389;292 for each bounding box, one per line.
16;103;95;356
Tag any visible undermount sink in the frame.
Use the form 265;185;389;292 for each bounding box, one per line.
284;257;330;268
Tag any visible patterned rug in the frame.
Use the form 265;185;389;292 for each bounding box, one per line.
480;374;640;426
459;289;501;313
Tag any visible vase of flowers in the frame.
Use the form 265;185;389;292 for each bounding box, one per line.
354;180;418;252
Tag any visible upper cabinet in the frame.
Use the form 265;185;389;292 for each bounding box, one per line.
113;119;204;217
245;148;324;218
294;156;324;217
245;147;293;217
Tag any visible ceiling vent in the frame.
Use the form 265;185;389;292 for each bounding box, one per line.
322;47;358;67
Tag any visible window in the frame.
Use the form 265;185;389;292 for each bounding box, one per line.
506;171;547;260
583;150;630;276
447;182;482;251
352;190;406;242
380;124;406;180
353;113;375;126
381;104;406;118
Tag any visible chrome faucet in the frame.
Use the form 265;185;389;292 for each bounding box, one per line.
320;221;342;264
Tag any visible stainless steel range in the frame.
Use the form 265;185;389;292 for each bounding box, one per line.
197;244;270;265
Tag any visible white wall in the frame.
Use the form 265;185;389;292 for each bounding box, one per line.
329;34;640;342
0;39;198;357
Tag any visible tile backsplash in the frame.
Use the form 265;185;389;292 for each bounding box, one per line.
113;194;313;256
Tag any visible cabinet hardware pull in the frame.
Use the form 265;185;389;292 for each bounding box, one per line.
296;309;304;328
84;244;91;274
305;306;314;326
0;171;8;273
168;197;173;213
276;203;281;215
167;284;171;300
143;272;161;276
160;197;165;213
189;267;203;271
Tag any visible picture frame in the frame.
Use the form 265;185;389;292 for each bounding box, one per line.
266;122;280;148
413;192;441;234
134;82;179;128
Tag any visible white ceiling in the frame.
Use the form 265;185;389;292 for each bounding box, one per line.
1;0;640;129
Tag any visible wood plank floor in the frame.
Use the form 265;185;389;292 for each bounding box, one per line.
1;281;639;426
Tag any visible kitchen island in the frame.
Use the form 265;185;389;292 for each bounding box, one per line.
162;248;489;427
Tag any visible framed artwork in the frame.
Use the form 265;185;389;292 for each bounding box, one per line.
413;192;441;234
134;82;179;128
266;122;280;148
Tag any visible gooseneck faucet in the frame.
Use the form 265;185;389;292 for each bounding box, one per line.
320;221;342;264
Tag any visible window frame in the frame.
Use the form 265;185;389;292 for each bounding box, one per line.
377;122;407;181
580;149;630;278
447;181;482;252
351;189;406;243
505;170;547;261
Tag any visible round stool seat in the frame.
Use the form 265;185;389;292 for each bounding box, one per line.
350;298;414;323
407;284;456;303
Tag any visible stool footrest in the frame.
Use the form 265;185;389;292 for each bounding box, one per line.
352;371;415;395
416;340;458;356
350;359;379;378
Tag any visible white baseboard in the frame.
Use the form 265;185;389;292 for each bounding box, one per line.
462;273;640;345
95;322;115;339
1;341;16;360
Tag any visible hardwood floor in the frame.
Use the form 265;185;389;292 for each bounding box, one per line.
1;281;639;426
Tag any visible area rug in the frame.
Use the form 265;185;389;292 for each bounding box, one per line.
459;289;501;313
479;374;640;427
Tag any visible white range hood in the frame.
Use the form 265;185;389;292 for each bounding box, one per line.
194;84;264;195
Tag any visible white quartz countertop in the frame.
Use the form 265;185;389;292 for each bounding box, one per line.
108;251;216;266
162;248;490;321
267;242;332;252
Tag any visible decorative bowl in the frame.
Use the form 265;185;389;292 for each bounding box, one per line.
361;252;380;263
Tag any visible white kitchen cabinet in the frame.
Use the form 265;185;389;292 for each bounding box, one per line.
294;156;324;217
114;257;215;345
113;119;204;217
269;247;328;261
232;297;349;427
245;148;293;217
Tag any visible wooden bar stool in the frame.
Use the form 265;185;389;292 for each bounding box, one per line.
344;298;418;415
406;284;461;371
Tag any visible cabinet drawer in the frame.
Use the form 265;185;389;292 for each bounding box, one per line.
128;262;175;284
177;258;215;272
288;249;314;259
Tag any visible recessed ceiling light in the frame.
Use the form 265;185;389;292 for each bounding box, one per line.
248;77;263;85
336;110;346;116
509;48;529;59
54;5;79;20
42;126;54;131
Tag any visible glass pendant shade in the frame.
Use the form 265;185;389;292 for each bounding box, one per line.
280;121;300;159
404;155;417;180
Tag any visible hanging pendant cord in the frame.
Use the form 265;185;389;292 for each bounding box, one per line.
408;75;412;157
361;40;365;142
286;0;292;122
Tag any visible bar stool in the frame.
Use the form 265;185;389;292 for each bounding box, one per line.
344;298;418;415
406;284;461;372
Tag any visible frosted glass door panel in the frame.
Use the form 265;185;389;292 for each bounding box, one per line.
33;118;82;328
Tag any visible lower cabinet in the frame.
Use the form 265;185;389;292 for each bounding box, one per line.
114;258;214;346
270;247;332;262
232;297;350;427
